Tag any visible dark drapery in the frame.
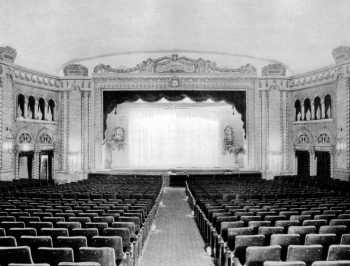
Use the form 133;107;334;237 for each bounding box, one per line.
103;90;246;136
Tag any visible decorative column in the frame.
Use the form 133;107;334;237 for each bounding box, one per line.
309;148;317;176
311;99;315;120
62;91;69;171
301;102;305;121
281;90;288;172
321;97;325;119
260;89;269;175
81;91;90;172
15;151;19;179
32;147;40;180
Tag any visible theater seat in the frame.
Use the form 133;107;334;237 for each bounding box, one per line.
287;245;323;266
270;234;300;260
0;246;34;265
103;227;131;251
245;245;281;266
304;234;338;259
36;247;74;266
341;234;350;245
58;263;100;266
0;236;17;246
326;245;350;260
9;264;50;266
18;236;53;262
71;228;99;245
56;236;88;261
79;247;116;266
264;262;306;266
90;236;124;262
234;235;265;265
311;261;350;266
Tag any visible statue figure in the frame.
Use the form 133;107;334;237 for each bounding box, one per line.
301;105;305;121
311;101;315;120
305;109;311;121
27;104;32;119
297;112;302;121
17;104;23;119
316;106;320;120
46;105;52;121
326;106;331;119
321;98;325;119
36;105;42;120
23;97;28;119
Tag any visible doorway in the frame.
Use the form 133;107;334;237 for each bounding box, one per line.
295;150;310;177
18;151;34;179
315;151;331;179
39;150;53;181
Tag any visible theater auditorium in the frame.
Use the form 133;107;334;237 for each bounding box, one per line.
0;1;350;266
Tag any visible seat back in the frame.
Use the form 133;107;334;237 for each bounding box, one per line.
8;228;37;240
287;245;323;265
245;245;281;266
36;247;74;266
0;246;33;265
287;226;316;242
326;245;350;260
79;247;116;266
263;262;306;266
305;233;338;259
234;235;265;265
319;225;348;242
56;236;87;261
311;261;350;266
18;236;52;262
103;227;130;250
58;263;100;266
270;234;300;260
0;236;17;246
91;236;124;261
341;234;350;245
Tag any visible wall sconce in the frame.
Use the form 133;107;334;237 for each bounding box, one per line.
336;141;347;151
3;128;15;153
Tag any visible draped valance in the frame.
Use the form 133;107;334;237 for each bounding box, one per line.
103;90;246;136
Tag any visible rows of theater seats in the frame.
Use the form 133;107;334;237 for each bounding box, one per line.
0;175;163;266
186;176;350;266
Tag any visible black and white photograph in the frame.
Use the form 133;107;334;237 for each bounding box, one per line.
0;0;350;265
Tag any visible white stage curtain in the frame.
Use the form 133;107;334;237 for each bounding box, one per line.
128;104;221;168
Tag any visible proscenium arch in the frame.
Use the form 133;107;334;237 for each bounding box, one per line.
102;90;246;138
59;49;292;74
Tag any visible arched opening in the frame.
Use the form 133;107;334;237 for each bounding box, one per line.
304;98;311;120
324;95;332;119
28;96;35;119
315;151;331;180
38;98;45;120
294;100;301;121
17;94;25;118
295;150;310;177
48;99;55;121
39;150;53;182
17;132;34;180
314;97;321;120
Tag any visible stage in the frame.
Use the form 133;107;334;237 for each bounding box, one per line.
89;168;262;186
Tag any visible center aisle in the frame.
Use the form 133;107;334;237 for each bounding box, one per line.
139;187;213;266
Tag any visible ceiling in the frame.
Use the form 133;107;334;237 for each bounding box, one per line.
1;0;349;75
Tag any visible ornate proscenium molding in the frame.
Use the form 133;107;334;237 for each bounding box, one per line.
63;64;89;77
93;54;257;75
262;63;286;77
0;46;17;63
332;46;350;64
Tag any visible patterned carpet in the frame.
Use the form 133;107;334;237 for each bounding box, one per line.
139;187;214;266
